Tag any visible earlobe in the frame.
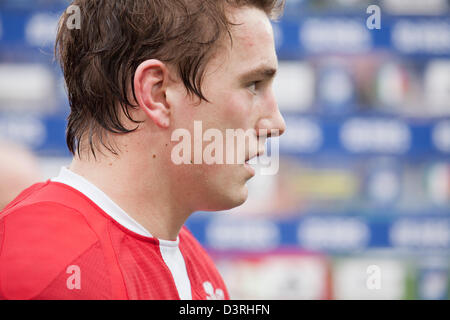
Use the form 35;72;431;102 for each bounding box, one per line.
134;59;171;129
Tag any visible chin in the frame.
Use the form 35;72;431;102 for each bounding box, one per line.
223;185;249;210
202;184;249;212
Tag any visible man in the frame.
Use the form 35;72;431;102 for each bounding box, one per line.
0;140;42;211
0;0;286;300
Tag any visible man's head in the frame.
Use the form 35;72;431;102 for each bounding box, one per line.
56;0;286;212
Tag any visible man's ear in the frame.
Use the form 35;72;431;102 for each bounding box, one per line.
134;59;171;128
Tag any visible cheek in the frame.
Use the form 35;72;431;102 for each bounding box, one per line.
187;95;247;132
215;93;253;129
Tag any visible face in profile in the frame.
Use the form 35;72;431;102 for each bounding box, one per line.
166;6;286;213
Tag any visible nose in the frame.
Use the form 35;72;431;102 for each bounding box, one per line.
256;95;286;138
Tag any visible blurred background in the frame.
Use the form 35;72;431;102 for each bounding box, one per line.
0;0;449;299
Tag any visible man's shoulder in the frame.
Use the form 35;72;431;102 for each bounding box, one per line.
2;180;90;213
0;181;100;246
0;182;102;299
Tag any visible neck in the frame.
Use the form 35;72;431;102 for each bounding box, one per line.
69;142;191;241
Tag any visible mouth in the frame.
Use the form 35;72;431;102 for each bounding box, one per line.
245;150;265;164
244;161;255;176
244;150;265;176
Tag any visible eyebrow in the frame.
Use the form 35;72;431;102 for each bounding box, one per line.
238;65;277;84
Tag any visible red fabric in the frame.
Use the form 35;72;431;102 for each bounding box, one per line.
180;228;230;300
0;181;229;300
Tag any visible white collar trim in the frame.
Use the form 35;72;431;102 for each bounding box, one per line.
51;167;179;247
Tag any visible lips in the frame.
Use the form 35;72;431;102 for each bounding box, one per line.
245;150;265;164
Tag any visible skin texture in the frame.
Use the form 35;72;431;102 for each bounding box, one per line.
70;6;286;241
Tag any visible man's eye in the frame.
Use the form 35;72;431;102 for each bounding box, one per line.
248;81;259;94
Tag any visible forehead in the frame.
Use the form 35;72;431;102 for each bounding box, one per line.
209;7;278;78
229;7;275;48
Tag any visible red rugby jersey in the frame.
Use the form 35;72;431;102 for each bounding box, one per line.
0;168;229;300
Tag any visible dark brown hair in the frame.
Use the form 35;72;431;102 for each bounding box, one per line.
55;0;285;157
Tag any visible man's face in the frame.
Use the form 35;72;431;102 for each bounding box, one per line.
168;6;286;212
